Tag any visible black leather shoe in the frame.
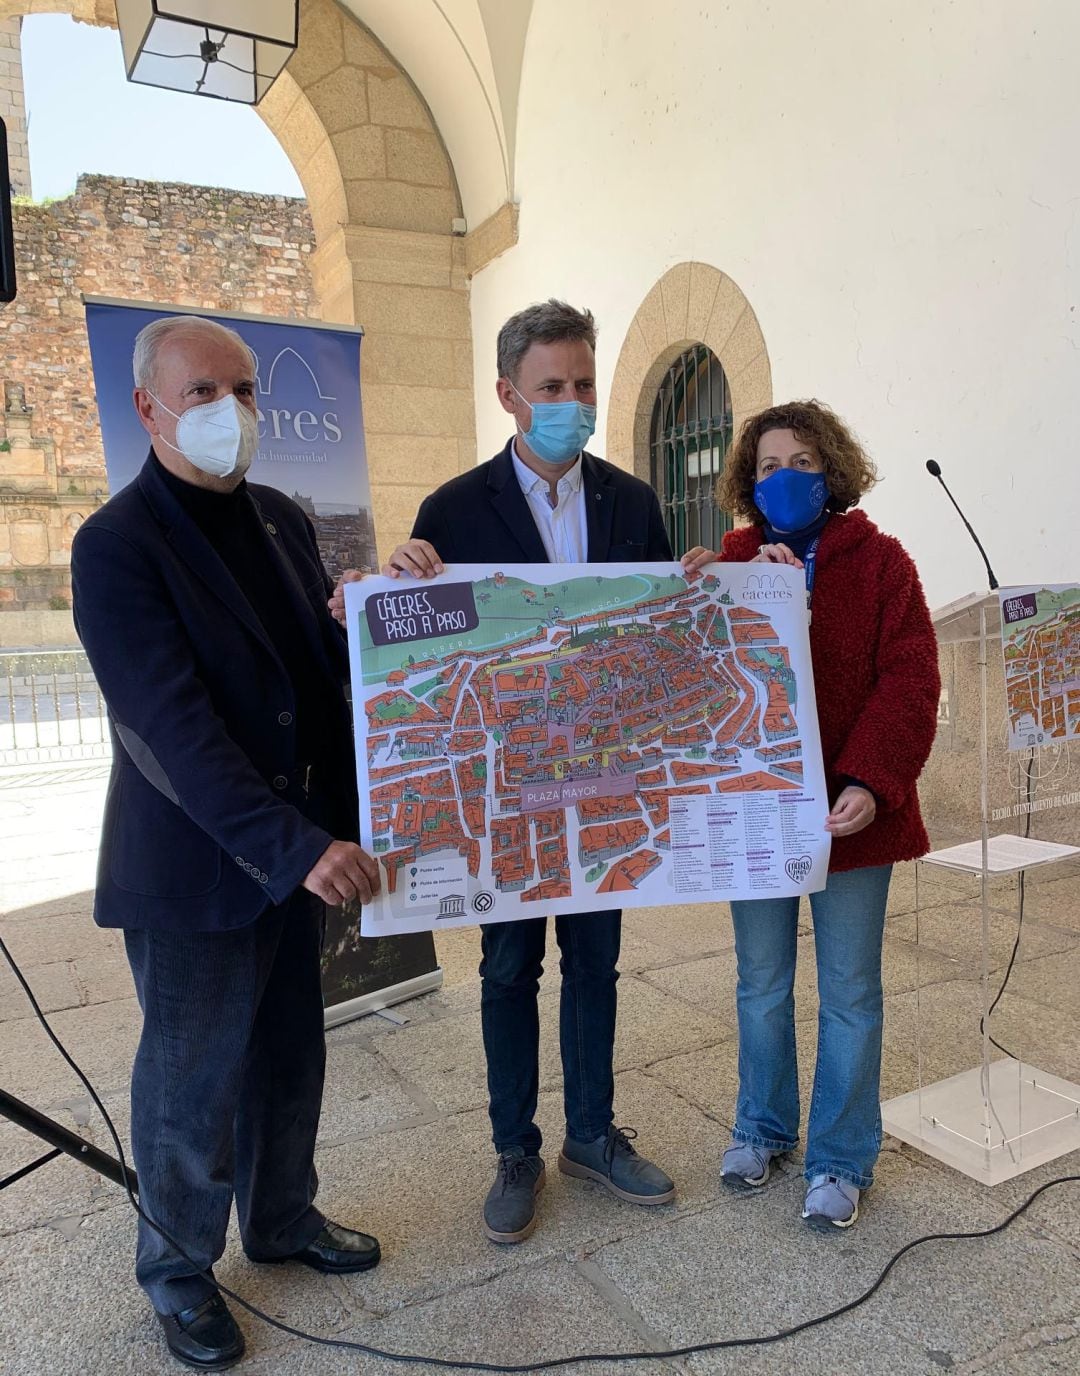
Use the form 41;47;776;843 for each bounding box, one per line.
155;1294;245;1371
250;1220;381;1274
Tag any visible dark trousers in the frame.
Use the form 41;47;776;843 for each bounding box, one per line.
479;910;621;1154
124;889;326;1314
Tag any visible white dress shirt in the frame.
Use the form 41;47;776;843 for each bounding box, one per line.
510;442;589;565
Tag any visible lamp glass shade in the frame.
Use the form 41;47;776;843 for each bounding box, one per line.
115;0;298;105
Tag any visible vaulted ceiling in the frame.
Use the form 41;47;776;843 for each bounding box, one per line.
339;0;533;225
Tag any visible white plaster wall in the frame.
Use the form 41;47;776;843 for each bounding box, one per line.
469;0;1080;608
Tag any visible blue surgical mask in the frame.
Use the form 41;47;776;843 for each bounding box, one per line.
512;383;596;466
753;468;829;533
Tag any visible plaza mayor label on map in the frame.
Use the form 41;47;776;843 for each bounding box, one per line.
345;562;832;935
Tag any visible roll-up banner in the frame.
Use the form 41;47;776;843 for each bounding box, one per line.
84;296;442;1027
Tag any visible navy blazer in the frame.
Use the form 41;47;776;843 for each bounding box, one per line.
411;439;673;564
71;455;356;933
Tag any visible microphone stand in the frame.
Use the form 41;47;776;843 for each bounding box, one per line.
1;935;137;1196
925;459;999;591
0;1087;138;1195
925;458;1001;1138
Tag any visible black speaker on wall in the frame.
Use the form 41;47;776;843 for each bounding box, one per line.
1;116;16;304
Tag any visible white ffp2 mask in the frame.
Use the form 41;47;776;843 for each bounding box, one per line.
150;392;258;479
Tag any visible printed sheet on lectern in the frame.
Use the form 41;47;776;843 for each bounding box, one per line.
345;563;831;935
999;584;1080;752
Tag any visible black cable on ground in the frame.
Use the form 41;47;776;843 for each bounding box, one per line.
3;931;1078;1373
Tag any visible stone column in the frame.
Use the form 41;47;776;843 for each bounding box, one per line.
279;2;478;564
0;16;30;197
310;223;475;563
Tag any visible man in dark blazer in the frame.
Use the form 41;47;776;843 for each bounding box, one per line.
72;315;382;1371
334;300;678;1245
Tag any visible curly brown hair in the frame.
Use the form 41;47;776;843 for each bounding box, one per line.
716;399;879;523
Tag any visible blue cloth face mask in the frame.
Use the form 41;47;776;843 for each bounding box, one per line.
511;383;596;466
753;468;829;533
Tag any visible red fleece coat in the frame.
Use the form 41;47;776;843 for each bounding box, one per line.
720;510;940;873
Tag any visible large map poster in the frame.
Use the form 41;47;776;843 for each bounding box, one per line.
1000;584;1080;751
346;562;831;935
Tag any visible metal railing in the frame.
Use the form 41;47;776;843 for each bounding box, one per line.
0;649;111;767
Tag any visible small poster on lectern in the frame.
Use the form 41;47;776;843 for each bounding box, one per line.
999;584;1080;752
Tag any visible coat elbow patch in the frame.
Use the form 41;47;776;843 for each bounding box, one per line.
114;723;181;805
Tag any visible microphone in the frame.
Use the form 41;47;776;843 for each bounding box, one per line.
925;459;999;590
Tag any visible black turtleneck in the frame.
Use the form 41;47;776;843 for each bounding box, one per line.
153;455;332;769
761;508;831;559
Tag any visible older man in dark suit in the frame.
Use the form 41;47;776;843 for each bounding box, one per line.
333;300;678;1246
72;314;381;1372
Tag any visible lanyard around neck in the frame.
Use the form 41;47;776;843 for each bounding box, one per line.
804;536;821;623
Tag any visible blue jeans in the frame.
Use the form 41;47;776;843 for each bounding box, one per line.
124;890;327;1314
480;911;620;1154
728;864;892;1190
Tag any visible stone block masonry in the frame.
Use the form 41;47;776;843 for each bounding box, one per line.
6;174;318;475
0;175;319;611
0;0;485;617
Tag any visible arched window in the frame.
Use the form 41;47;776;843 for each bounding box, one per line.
649;345;732;557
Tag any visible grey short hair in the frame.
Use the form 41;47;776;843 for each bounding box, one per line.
132;315;257;391
496;299;597;382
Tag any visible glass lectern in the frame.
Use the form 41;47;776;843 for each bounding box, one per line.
881;591;1080;1184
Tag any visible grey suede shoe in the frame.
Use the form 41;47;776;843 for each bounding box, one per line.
558;1126;675;1205
802;1174;861;1230
721;1139;782;1191
483;1146;546;1244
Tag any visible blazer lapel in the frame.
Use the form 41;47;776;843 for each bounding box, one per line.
487;444;550;563
247;490;338;677
583;453;615;561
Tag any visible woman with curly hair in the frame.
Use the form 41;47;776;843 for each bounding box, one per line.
683;399;939;1229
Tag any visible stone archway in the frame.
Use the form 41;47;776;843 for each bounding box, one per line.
257;0;478;550
606;262;772;486
0;0;496;557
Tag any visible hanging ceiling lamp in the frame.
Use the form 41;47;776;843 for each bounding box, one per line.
115;1;299;105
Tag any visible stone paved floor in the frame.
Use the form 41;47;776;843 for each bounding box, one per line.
2;764;1079;1375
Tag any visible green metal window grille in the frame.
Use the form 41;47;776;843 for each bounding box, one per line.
649;344;733;558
